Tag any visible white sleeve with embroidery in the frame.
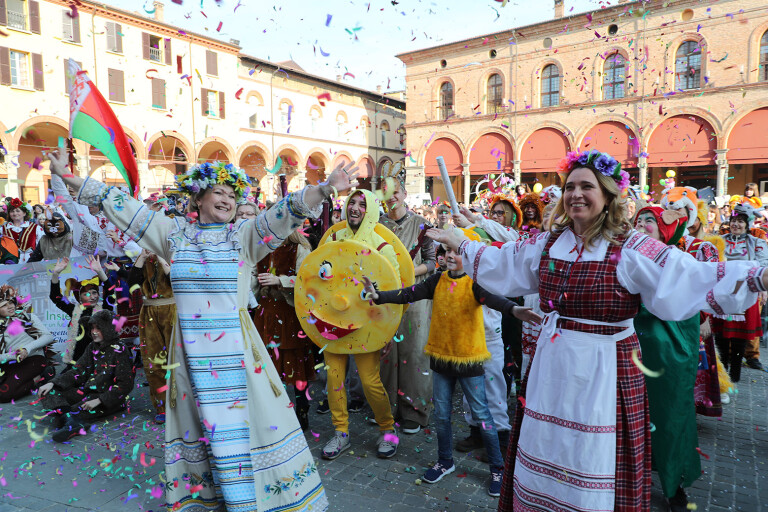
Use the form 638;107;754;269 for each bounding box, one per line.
474;217;520;243
460;232;550;298
617;235;765;322
237;188;323;267
52;175;109;254
76;177;175;260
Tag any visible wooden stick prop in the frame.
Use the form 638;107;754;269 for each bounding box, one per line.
436;156;459;215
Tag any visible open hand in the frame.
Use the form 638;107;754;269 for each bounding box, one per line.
426;228;467;252
326;162;360;194
86;255;102;273
52;257;69;275
512;306;543;326
45;147;70;177
459;205;482;224
104;261;120;272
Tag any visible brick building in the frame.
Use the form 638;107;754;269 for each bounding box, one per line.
0;0;405;203
397;0;768;204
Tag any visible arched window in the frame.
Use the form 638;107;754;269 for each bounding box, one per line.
380;120;390;147
279;100;292;132
438;82;454;120
310;106;322;135
397;124;405;150
336;111;347;138
541;64;560;107
603;53;626;100
675;41;702;90
761;31;768;81
487;73;503;113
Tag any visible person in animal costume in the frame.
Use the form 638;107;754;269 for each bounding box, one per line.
633;205;702;512
28;212;74;262
661;186;728;412
518;193;545;238
378;162;437;435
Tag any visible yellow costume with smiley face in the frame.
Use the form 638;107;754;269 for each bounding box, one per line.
296;189;414;354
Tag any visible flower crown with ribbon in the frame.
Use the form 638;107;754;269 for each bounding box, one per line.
175;162;252;200
557;150;630;193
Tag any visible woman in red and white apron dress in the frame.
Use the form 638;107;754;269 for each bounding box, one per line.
430;149;767;511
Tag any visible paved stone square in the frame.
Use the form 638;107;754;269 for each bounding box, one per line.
0;353;766;512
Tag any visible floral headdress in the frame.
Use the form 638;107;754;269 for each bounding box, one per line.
557;150;630;193
175;162;252;200
4;197;32;215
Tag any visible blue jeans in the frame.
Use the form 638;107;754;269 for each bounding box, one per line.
432;371;504;469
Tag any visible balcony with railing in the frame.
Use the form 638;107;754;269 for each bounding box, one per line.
149;47;162;62
7;11;26;30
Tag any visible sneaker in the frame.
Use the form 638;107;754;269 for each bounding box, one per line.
154;413;166;425
746;358;764;370
348;399;365;413
316;400;330;415
52;419;86;443
400;419;422;435
366;416;378;426
720;392;731;405
322;431;350;460
422;460;456;483
488;467;503;497
377;430;399;458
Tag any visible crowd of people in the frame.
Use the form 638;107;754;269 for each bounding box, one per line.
0;146;766;512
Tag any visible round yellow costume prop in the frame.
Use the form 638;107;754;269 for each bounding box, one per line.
320;221;416;289
295;239;403;354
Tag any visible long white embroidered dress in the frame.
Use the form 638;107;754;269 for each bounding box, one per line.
461;228;765;511
77;177;328;512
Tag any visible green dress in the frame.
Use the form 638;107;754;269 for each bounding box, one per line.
635;305;701;498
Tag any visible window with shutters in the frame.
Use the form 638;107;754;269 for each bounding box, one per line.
106;22;123;53
148;35;162;62
6;0;27;31
206;50;218;76
206;90;219;117
62;10;75;41
380;120;390;147
248;113;258;129
108;68;124;103
151;78;166;109
9;50;29;87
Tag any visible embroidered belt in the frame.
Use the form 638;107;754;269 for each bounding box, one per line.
142;296;176;306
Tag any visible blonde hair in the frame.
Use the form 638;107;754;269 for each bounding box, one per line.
551;167;631;248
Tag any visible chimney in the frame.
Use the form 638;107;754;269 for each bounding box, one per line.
554;0;564;18
153;1;164;22
376;85;382;94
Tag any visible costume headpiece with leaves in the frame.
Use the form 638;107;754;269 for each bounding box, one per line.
557;149;630;193
4;198;32;218
175;162;252;200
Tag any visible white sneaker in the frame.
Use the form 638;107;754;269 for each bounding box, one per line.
720;392;731;405
322;431;350;460
377;430;399;458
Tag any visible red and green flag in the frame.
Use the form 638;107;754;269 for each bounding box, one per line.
67;59;139;197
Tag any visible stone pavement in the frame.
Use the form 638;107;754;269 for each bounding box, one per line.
0;354;766;512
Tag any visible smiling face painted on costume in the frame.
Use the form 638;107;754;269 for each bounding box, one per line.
44;215;69;238
295;239;403;353
197;184;236;224
635;212;660;241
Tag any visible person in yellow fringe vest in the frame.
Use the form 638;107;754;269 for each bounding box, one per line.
362;228;541;498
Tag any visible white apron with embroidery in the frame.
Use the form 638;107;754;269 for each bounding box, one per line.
514;311;634;512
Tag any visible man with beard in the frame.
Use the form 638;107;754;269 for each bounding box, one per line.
379;178;436;434
39;310;134;442
28;212;73;262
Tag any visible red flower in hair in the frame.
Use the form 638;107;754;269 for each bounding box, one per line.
10;198;22;208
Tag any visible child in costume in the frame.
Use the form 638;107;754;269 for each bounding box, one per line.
362;228;541;497
1;198;42;262
38;310;134;443
0;285;56;402
633;206;702;512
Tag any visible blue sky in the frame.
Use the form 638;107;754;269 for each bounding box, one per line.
105;0;606;92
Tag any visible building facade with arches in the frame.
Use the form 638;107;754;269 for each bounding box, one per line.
0;0;405;203
397;0;768;203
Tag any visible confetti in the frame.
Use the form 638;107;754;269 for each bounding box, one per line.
631;349;663;377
